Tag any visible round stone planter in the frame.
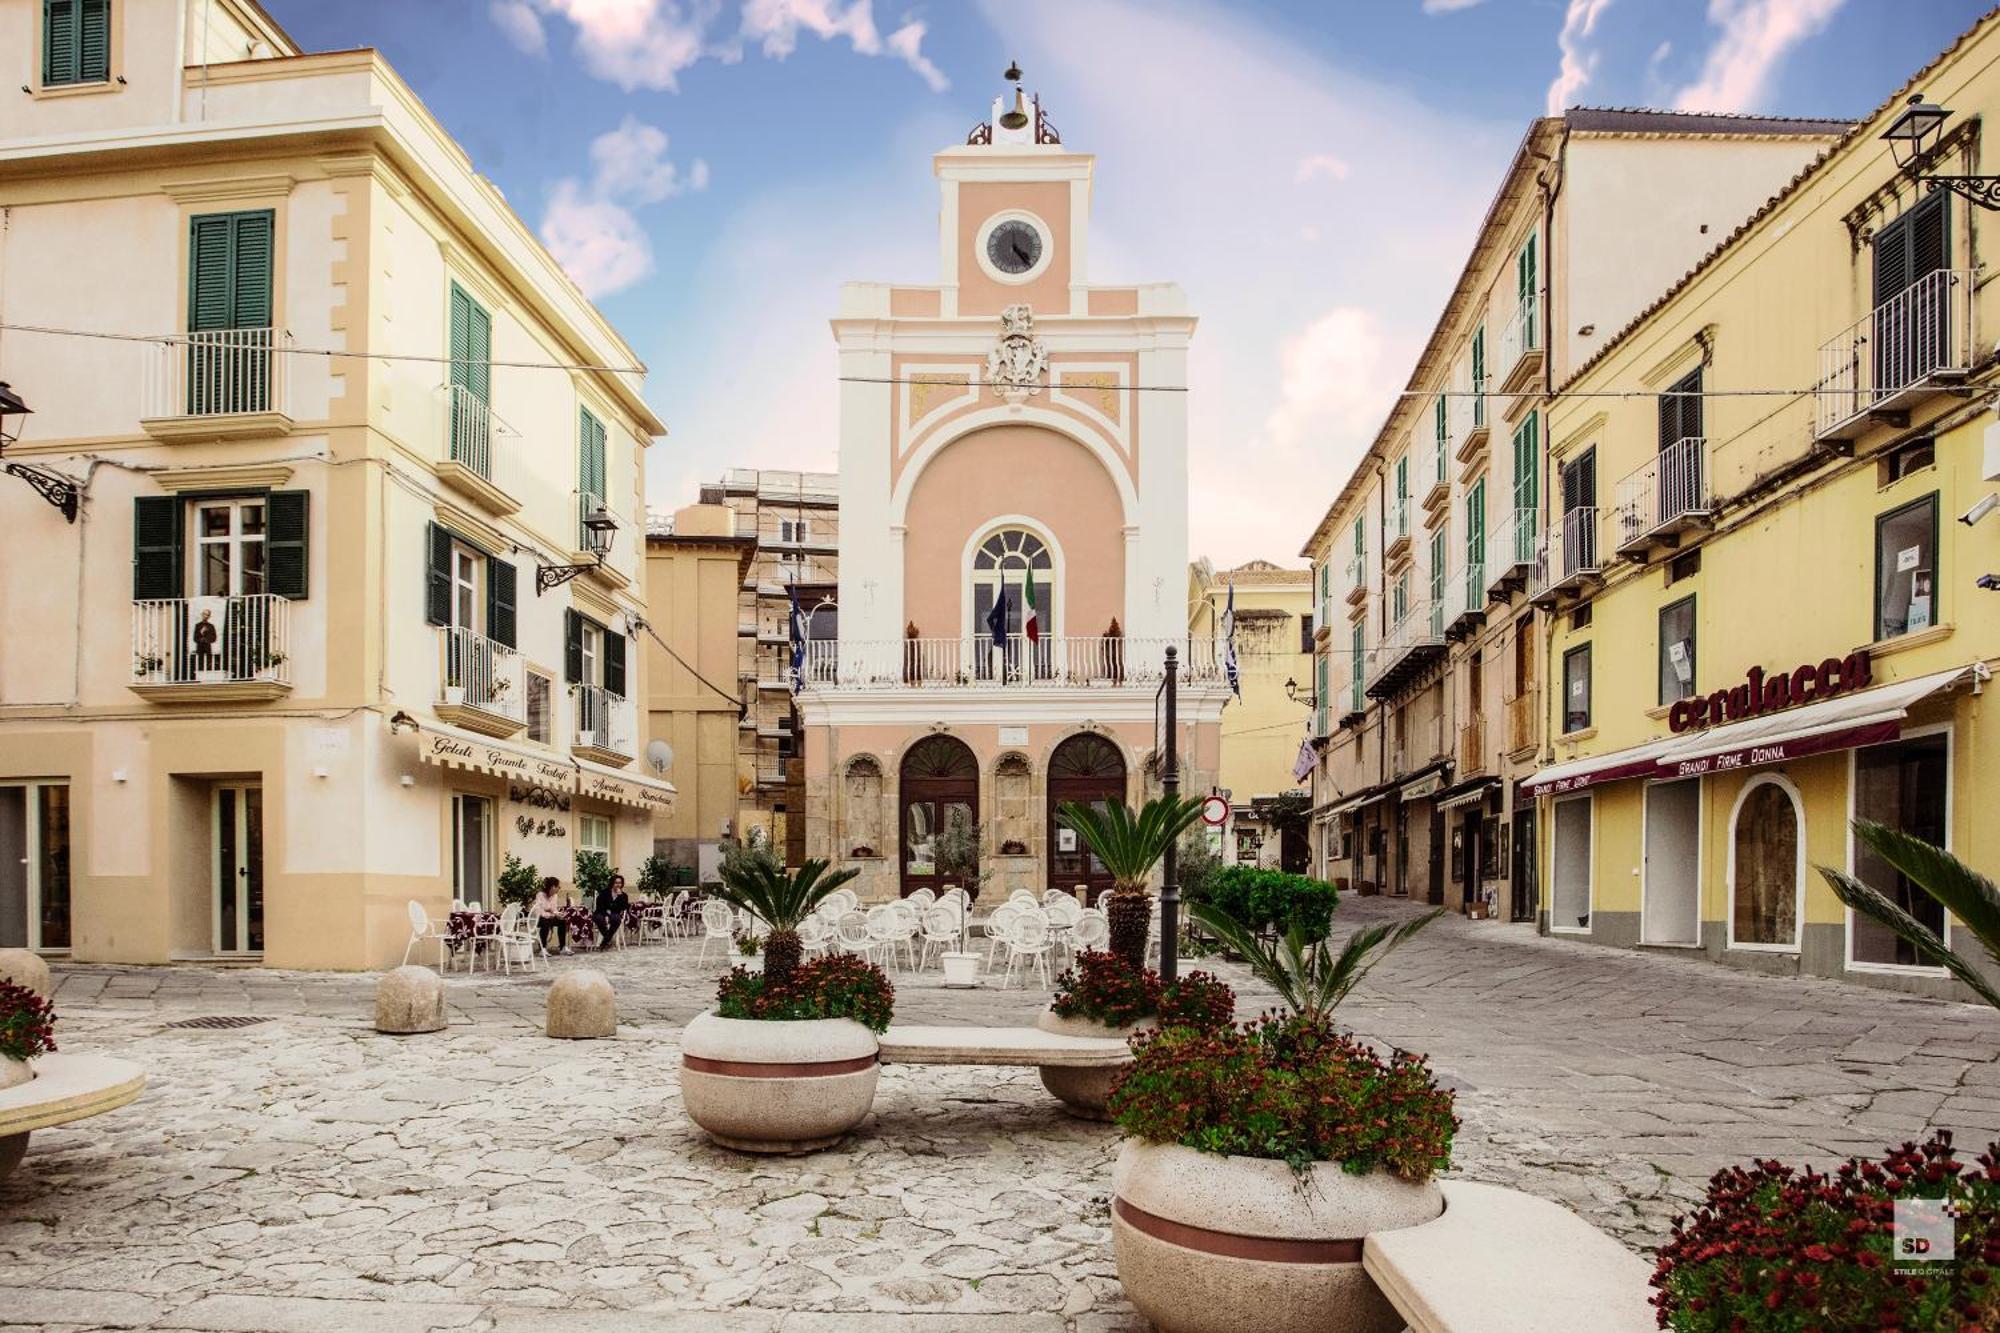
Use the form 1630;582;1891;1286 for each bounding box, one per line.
0;1058;28;1180
1033;1009;1148;1120
1111;1140;1442;1333
679;1010;878;1154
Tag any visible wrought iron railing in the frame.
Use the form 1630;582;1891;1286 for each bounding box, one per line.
131;595;290;686
146;327;291;419
574;683;635;756
797;636;1223;690
437;626;523;721
1485;507;1538;594
1815;269;1973;439
1368;599;1443;689
1559;505;1600;583
1498;293;1539;382
446;384;493;479
1613;436;1709;549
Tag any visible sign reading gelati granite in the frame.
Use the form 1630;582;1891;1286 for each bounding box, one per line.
421;732;575;790
1667;650;1873;733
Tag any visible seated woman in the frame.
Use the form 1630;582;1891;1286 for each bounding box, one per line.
531;877;569;955
594;873;631;951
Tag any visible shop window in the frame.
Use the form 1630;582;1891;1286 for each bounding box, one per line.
1562;644;1591;733
1730;777;1801;949
1658;596;1696;706
526;671;552;743
578;813;612;866
1850;732;1949;968
451;794;493;906
1874;494;1938;641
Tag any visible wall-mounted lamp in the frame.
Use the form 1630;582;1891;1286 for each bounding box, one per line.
399;775;416;787
110;768;127;784
1883;93;2000;210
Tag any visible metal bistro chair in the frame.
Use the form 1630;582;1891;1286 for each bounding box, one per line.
1069;907;1109;958
403;900;449;968
835;909;875;961
1002;908;1056;990
918;905;961;970
797;912;832;959
864;903;906;973
983;902;1023;965
697;900;736;965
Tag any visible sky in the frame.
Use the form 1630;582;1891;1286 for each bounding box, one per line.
265;0;1991;568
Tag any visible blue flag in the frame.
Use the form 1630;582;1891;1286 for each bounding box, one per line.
985;587;1010;651
788;584;806;694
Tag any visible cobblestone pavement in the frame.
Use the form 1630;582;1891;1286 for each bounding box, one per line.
3;898;1997;1331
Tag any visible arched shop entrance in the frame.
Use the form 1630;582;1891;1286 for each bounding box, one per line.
1047;733;1126;903
900;735;978;899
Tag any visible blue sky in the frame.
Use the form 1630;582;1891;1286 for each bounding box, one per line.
266;0;1990;565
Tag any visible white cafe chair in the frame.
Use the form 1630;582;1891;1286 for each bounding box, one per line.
984;902;1023;965
1002;909;1055;990
1070;908;1110;956
835;909;874;960
403;900;449;968
697;900;736;965
919;906;961;970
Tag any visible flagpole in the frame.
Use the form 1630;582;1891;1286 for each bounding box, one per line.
1160;645;1180;984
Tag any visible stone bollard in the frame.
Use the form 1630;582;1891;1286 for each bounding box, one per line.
0;948;52;1000
375;965;447;1034
547;969;616;1039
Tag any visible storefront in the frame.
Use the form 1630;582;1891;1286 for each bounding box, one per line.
1526;658;1988;999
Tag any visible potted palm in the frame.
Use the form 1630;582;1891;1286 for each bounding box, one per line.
1108;904;1449;1333
680;857;893;1154
1821;821;2000;1009
1057;796;1207;969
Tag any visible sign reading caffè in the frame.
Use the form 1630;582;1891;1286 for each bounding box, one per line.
1667;650;1872;733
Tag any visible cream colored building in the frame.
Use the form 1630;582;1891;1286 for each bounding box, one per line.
1299;107;1843;915
0;0;668;969
1188;559;1313;869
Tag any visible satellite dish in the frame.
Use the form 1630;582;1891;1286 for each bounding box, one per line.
646;739;674;775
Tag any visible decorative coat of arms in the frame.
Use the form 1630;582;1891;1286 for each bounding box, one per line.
986;304;1048;404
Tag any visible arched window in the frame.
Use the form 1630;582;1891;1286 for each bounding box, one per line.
1730;777;1802;949
971;528;1056;679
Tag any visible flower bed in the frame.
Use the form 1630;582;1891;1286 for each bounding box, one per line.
714;952;895;1032
1049;950;1236;1033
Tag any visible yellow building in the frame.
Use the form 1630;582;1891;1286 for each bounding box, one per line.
1530;12;2000;1000
643;505;755;882
0;0;668;969
1189;559;1314;869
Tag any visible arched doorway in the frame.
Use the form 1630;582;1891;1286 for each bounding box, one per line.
1048;733;1127;903
900;735;978;899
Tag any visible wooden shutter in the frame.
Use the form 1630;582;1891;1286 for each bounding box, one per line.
44;0;77;85
1910;190;1949;280
448;285;492;402
1517;234;1536;305
78;0;108;81
425;523;453;626
133;496;183;601
1466;478;1485;568
448;286;472;390
231;213;273;329
266;490;309;599
487;558;517;649
604;629;627;698
1470;327;1485;388
564;609;584;684
189;216;236;332
1513;414;1538;512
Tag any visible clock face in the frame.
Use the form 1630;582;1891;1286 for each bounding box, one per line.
986;219;1044;276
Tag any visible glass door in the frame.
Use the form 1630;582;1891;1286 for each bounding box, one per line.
452;794;494;910
213;785;264;953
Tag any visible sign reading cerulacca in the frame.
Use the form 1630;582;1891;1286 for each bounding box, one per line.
1667;650;1873;734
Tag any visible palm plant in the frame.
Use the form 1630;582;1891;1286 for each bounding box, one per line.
1188;900;1443;1020
1820;820;2000;1011
709;856;860;988
1057;796;1207;968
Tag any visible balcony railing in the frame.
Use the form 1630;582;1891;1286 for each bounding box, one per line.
144;327;292;422
1559;505;1600;584
577;490;607;551
1505;692;1537;755
1815;269;1973;441
755;759;791;786
1497;294;1540;386
1366;599;1445;698
437;626;524;725
1387;495;1410;549
574;683;635;758
797;636;1223;690
131;595;290;689
1457;718;1486;776
1443;561;1485;635
1344;552;1368;603
1485;507;1537;598
1613;436;1710;555
446;384;493;480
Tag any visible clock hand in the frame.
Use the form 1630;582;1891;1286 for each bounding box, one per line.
1011;239;1033;266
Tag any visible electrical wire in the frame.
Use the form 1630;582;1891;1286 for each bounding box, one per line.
633;616;744;715
0;321;648;376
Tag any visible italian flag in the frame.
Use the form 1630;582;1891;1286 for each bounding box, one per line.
1023;568;1041;644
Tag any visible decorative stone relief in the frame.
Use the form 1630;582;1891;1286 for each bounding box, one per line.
844;757;885;857
986;305;1048;404
995;753;1032;855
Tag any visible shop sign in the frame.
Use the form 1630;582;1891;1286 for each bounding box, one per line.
420;730;577;788
578;768;675;812
1667;650;1873;734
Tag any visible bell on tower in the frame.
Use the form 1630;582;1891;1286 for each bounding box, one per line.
968;61;1059;147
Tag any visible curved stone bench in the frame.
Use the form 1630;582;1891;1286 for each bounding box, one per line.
877;1025;1131;1119
1362;1180;1654;1332
0;1054;147;1182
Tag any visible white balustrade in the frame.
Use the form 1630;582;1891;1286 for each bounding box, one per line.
437;626;524;720
797;636;1223;690
1368;598;1443;690
445;384;493;479
1497;293;1539;384
574;683;635;756
1612;437;1709;550
1559;505;1600;583
144;327;291;420
1485;507;1538;595
131;595;290;686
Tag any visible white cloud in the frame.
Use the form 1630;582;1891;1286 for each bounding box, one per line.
489;0;547;55
1264;308;1401;458
886;20;950;93
540;117;710;297
591;115;706;203
1673;0;1844;113
1546;0;1613;114
1422;0;1484;12
1294;153;1351;185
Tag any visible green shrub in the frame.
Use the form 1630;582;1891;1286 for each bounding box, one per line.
715;952;896;1033
573;850;614;900
1194;866;1339;941
637;852;678;897
1050;950;1237;1032
496;854;540;909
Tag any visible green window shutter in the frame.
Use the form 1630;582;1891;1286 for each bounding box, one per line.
1434;395;1446;449
231;213;273;329
448;284;491;402
578;408;607;545
133;496;183;601
78;0;108;81
1466;479;1486;569
1513;414;1538;512
1395;455;1408;502
564;609;584;684
1470;327;1485;387
266;490;309;599
448;286;472;390
487;558;517;649
425;523;453;626
189;216;236;333
1429;531;1446;600
604;629;627;698
1352;518;1363;557
44;0;78;85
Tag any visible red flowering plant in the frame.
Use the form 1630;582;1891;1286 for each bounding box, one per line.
1050;950;1237;1033
1109;1013;1456;1182
714;951;895;1034
0;981;57;1063
1651;1130;2000;1332
1157;970;1237;1033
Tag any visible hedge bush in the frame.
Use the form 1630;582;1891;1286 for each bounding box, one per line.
1192;866;1338;941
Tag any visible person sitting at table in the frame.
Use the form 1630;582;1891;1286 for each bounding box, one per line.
594;873;631;951
531;876;569;955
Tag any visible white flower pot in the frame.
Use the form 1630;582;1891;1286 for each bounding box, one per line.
443;685;466;706
940;951;981;987
503;939;533;966
680;1011;879;1154
0;1055;30;1093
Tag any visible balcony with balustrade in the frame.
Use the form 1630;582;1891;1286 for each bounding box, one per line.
1366;599;1445;700
434;384;520;517
130;595;292;702
1496;295;1542;395
434;625;526;738
1815;269;1974;443
140;328;295;442
572;683;636;764
1442;561;1486;640
1384;494;1412;567
796;636;1223;692
1484;507;1538;601
1344;552;1368;607
1531;506;1603;608
1504;690;1538;757
1420;442;1452;518
1612;436;1711;560
1448;385;1488;463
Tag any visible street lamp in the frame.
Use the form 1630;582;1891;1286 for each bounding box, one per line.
1283;676;1319;708
1881;93;2000;210
536;503;621;595
0;382;79;524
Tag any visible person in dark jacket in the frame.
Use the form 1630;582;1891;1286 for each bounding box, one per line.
594;873;630;950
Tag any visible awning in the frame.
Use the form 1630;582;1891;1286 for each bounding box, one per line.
1435;779;1499;814
1323;783;1395;821
575;759;676;813
1652;664;1985;780
409;721;577;792
1521;737;1684;799
1399;762;1451;802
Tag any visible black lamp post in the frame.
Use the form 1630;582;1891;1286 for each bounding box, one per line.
536;503;620;595
0;382;79;524
1283;676;1318;709
1882;93;2000;210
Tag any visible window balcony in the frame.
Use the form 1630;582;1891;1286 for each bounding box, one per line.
140;328;295;442
434;626;525;738
755;758;792;787
1496;295;1542;395
797;635;1223;691
1485;507;1538;600
130;595;291;702
1450;390;1489;471
434;385;520;517
572;683;635;764
1612;436;1711;559
1531;506;1602;608
1505;691;1538;756
1385;496;1412;564
1344;552;1368;606
1313;597;1334;642
1815;269;1973;443
1341;673;1366;726
1366;599;1445;699
1420;443;1452;517
1442;561;1486;639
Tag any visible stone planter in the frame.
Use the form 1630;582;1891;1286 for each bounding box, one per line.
679;1011;878;1154
0;1057;28;1179
1033;1009;1148;1119
0;1056;30;1093
1111;1140;1442;1333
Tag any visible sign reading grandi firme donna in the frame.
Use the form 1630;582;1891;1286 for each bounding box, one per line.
1667;650;1873;733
